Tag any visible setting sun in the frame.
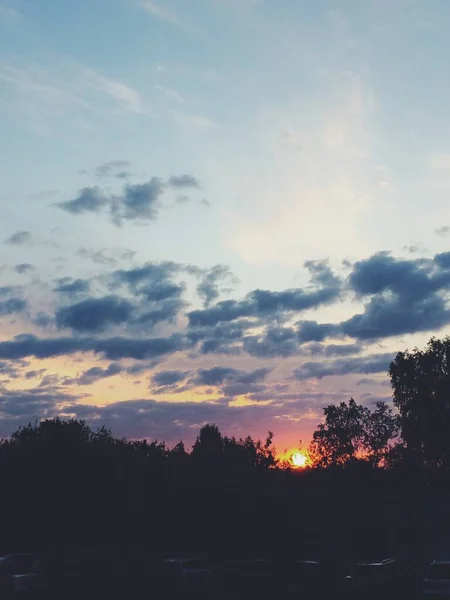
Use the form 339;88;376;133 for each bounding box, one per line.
291;451;309;469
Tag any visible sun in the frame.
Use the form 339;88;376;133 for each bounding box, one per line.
291;451;309;469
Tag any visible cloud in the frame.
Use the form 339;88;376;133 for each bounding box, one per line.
0;298;27;316
293;352;394;380
53;278;90;295
112;262;183;301
5;231;32;245
0;333;188;361
149;365;271;398
152;370;191;387
96;160;131;179
243;327;299;358
135;299;184;328
14;264;34;274
434;252;450;270
188;320;249;355
56;296;134;332
435;226;450;237
75;363;123;386
56;172;203;226
140;1;187;29
348;252;432;298
56;187;109;215
188;260;340;327
77;247;136;266
196;265;237;308
112;178;166;224
296;321;340;343
168;174;201;189
294;251;450;343
194;366;270;388
83;69;144;114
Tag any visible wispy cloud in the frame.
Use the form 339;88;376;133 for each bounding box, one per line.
83;69;144;114
155;84;183;103
169;110;218;130
0;59;146;119
140;1;188;29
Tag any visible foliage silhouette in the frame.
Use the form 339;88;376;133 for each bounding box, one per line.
390;336;450;468
309;399;399;467
2;337;450;598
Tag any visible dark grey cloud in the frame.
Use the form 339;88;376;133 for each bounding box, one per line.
135;299;183;328
96;160;132;179
341;293;450;339
56;187;109;215
25;369;46;380
168;174;201;189
53;278;91;295
75;363;123;385
77;247;136;266
149;365;271;398
296;321;339;343
303;342;362;357
0;333;188;361
196;265;237;308
243;327;299;358
14;264;34;275
0;361;22;379
111;178;165;224
32;312;54;328
5;231;32;245
56;296;134;332
113;262;183;301
348;252;434;299
434;252;450;270
152;370;191;387
188;259;340;327
0;298;27;316
291;251;450;344
194;366;270;387
187;320;249;355
57;171;202;226
293;352;394;381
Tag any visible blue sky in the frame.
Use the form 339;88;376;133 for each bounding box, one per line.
1;0;450;450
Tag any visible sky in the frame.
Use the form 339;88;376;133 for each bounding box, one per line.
1;0;450;452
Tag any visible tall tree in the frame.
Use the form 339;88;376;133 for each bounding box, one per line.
364;400;400;466
309;399;399;467
309;399;368;467
390;336;450;467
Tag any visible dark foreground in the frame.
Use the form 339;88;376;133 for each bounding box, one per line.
0;551;428;600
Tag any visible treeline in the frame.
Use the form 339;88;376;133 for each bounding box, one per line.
309;336;450;470
0;336;450;563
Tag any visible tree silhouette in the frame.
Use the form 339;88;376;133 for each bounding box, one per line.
309;399;398;467
309;399;367;467
364;400;400;466
191;423;224;468
390;336;450;468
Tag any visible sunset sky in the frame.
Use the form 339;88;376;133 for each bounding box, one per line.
1;0;450;451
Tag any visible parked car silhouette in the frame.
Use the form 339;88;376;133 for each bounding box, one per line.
422;560;450;599
342;558;398;599
208;559;278;600
163;557;215;598
0;554;40;596
284;560;320;596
